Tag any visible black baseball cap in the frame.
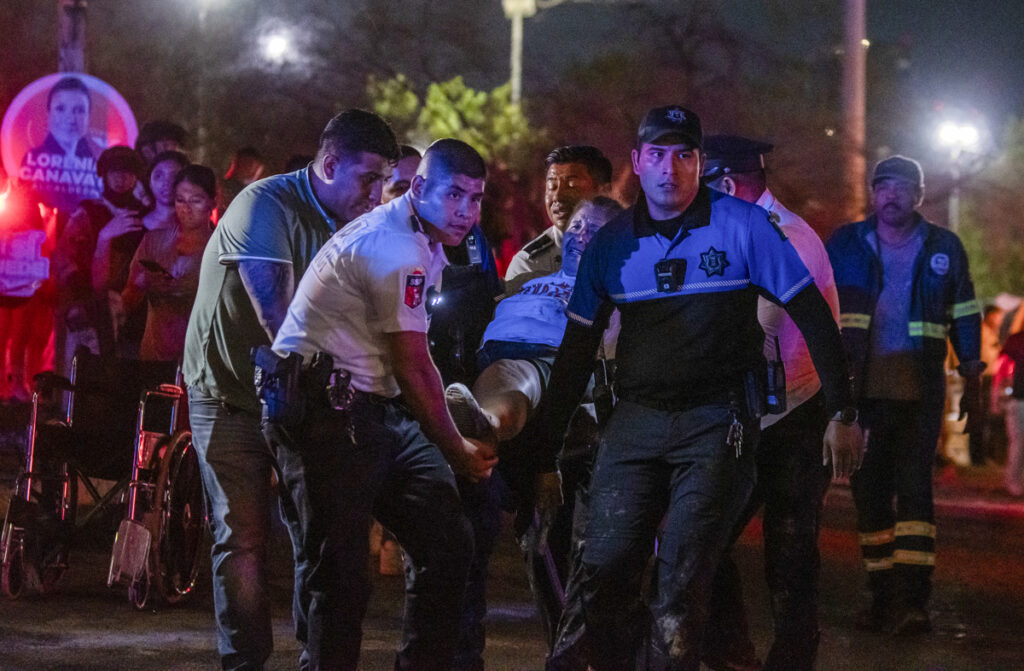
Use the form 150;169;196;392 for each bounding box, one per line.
701;135;773;180
637;105;702;149
871;155;924;189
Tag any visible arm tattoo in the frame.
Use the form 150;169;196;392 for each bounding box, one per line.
238;259;295;340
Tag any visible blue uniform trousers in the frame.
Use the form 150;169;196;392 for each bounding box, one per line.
575;400;757;671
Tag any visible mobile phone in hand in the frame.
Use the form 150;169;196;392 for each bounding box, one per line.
139;259;173;278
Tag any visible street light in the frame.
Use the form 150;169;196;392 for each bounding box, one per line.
501;0;537;104
935;119;982;233
261;31;292;64
502;0;627;104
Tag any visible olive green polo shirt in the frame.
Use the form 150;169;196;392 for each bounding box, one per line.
183;168;338;412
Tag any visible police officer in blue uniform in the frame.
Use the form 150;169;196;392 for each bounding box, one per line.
535;106;863;671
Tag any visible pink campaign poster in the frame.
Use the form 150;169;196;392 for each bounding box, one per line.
2;73;138;216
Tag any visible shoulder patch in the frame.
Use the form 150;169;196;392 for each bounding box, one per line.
523;235;555;259
930;253;950;276
404;269;426;308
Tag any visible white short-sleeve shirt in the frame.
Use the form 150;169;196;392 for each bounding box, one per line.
274;194;448;397
755;189;840;428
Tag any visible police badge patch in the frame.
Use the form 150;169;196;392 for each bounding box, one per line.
699;246;730;277
405;269;426;308
930;253;950;276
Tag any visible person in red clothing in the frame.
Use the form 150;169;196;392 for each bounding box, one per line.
991;329;1024;496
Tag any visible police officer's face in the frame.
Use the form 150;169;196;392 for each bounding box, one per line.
545;162;598;231
411;172;486;247
631;142;703;220
47;90;90;148
381;155;421;204
872;177;920;229
322;151;389;223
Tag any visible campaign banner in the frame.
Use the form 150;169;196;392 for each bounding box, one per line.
1;73;137;215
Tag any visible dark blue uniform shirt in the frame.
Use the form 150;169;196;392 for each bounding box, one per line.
568;187;813;408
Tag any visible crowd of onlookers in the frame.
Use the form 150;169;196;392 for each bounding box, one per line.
0;120;288;403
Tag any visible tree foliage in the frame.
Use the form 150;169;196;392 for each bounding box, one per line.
367;74;547;173
959;115;1024;301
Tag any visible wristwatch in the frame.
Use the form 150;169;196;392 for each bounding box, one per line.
830;406;858;426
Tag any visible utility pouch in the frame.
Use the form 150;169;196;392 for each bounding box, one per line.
743;368;767;420
252;345;305;426
765;337;787;414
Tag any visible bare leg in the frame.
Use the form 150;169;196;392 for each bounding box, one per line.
471;359;545;442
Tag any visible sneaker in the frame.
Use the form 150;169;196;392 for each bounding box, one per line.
445;383;496;442
890;604;931;636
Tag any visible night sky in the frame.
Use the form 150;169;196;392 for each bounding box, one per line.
520;0;1024;133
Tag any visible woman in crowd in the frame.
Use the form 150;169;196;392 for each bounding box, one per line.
121;164;215;362
92;150;189;358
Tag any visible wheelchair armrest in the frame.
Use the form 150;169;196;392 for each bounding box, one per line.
140;383;185;403
33;371;73;395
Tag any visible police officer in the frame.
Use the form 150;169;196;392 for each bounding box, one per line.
264;139;498;671
535;106;863;671
505;145;613;295
827;156;983;636
702;135;841;671
183;110;399;670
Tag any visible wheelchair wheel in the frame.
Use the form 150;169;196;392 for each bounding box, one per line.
1;522;26;599
151;430;206;604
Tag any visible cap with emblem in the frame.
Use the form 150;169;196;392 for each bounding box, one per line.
701;135;773;181
637;105;703;149
871;155;924;190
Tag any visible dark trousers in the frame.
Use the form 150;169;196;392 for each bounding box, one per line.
453;474;504;671
265;395;474;671
851;398;943;609
705;393;831;671
572;400;757;671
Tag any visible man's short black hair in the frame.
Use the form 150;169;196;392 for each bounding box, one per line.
399;144;422;160
317;109;400;164
421;139;486;181
47;76;91;110
545;145;613;185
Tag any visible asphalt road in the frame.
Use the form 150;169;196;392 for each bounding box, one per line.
1;472;1023;670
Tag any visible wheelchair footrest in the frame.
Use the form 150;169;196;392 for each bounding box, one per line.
107;519;151;587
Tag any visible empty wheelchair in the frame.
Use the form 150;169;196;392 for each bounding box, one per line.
1;347;207;609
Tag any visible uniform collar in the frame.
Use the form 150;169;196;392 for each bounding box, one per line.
755;188;776;212
633;185;712;238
